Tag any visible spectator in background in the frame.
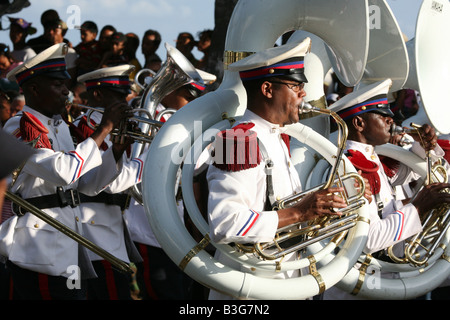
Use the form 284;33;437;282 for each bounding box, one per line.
0;78;20;108
99;32;129;68
0;90;11;128
392;89;420;120
9;93;24;117
30;16;77;88
142;29;162;72
0;44;21;79
75;21;103;76
176;32;199;67
98;25;116;54
124;32;142;81
27;9;70;54
8;17;37;62
195;29;212;70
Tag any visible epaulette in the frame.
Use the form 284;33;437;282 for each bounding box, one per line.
379;155;400;178
212;122;261;172
346;149;381;195
19;111;52;149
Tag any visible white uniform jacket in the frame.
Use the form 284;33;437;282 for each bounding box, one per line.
324;140;446;300
207;110;303;301
73;111;143;263
0;106;122;278
345;140;445;254
207;110;302;244
124;105;184;249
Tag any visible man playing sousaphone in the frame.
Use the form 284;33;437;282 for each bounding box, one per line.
206;38;371;300
323;78;450;299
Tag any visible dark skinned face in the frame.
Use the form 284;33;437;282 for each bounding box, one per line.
26;77;70;118
269;80;306;126
359;112;394;146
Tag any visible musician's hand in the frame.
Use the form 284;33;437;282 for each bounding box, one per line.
100;102;134;132
411;182;450;219
111;121;140;160
389;133;405;146
357;170;373;204
277;186;347;229
410;124;438;152
90;102;133;149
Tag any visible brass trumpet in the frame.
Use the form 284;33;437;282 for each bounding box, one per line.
5;191;133;274
68;102;163;144
238;103;367;260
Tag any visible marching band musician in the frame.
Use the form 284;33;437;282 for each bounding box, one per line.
323;78;450;300
206;38;366;300
123;70;215;300
73;64;144;300
0;43;132;299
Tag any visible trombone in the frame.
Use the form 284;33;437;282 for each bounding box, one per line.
5;191;133;274
238;103;367;260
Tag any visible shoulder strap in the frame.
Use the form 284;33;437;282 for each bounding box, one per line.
258;138;276;210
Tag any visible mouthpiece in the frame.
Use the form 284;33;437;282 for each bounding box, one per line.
390;124;406;135
298;101;314;114
390;123;423;135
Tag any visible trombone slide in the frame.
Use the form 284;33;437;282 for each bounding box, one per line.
5;191;133;275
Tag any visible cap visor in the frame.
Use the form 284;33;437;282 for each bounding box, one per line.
43;70;71;80
372;109;394;118
282;73;308;83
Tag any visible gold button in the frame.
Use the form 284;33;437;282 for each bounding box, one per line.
34;224;39;228
76;216;79;221
276;196;280;201
91;220;95;224
371;155;376;160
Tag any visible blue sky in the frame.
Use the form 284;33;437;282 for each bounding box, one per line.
0;0;422;64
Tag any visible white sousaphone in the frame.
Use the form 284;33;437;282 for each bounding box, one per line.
127;43;204;204
334;144;450;299
142;0;372;299
401;0;450;135
322;0;450;299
